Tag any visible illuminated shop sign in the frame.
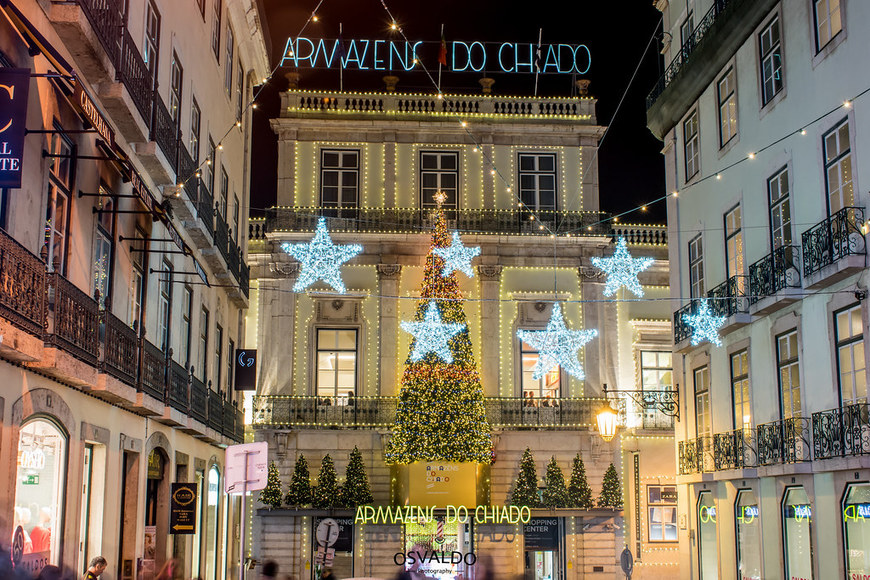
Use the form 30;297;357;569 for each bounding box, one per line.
784;504;812;521
281;38;590;75
354;505;532;525
843;503;870;523
737;505;759;524
0;68;30;188
73;79;115;149
699;505;717;524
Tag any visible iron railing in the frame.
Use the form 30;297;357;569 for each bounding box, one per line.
234;405;245;442
197;182;215;239
208;389;224;431
77;0;123;66
46;273;101;365
101;310;138;386
801;207;866;278
673;300;698;344
646;0;732;109
813;403;870;460
222;398;236;438
167;359;189;412
176;143;197;198
239;261;250;298
150;96;178;174
117;27;153;127
215;211;230;265
756;417;812;465
190;375;208;423
139;338;165;400
227;238;240;281
617;390;677;429
0;228;46;335
707;275;749;318
678;436;713;475
748;245;801;302
713;428;757;470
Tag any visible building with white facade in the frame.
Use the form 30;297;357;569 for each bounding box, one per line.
647;0;869;578
0;0;268;578
246;79;679;580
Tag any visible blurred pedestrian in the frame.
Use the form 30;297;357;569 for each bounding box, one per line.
261;560;279;580
83;556;107;580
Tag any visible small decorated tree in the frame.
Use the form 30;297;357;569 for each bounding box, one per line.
510;448;540;507
340;446;374;507
568;453;594;508
259;461;283;509
542;456;570;508
598;463;623;508
285;454;312;507
313;454;340;509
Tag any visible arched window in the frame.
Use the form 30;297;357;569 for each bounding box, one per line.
205;465;221;580
782;487;813;580
697;491;718;580
735;490;761;580
843;483;870;577
13;419;68;576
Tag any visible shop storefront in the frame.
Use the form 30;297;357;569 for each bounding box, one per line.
402;518;474;580
735;490;761;580
783;487;813;580
697;491;718;580
313;517;354;579
843;483;870;578
523;518;562;580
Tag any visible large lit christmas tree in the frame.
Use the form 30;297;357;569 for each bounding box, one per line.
384;206;491;464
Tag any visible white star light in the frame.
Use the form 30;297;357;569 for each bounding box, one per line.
280;217;363;293
591;236;654;297
516;303;598;380
683;300;727;346
433;231;481;278
401;300;466;363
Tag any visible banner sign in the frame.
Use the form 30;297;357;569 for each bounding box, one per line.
0;68;31;188
73;78;115;149
234;349;257;390
281;38;590;75
170;483;197;534
523;518;559;549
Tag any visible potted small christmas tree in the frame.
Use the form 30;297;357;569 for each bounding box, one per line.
340;446;374;507
568;453;594;509
313;454;340;509
285;454;312;507
259;461;283;509
542;456;570;508
598;463;623;509
510;448;540;507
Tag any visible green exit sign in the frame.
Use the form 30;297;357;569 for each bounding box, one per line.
23;474;39;485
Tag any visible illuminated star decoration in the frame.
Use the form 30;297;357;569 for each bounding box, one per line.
591;236;654;297
280;217;363;293
433;231;481;278
683;300;726;346
401;300;466;363
516;303;598;380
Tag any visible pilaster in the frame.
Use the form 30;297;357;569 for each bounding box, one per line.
579;266;616;396
377;264;402;396
259;262;299;394
478;265;503;396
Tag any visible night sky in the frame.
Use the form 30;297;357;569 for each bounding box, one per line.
249;1;666;224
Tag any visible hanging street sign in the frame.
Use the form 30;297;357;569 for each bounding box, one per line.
170;483;197;534
0;68;30;189
234;349;257;390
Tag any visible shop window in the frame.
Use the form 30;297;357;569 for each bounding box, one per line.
648;485;677;541
403;518;473;579
521;334;561;401
13;420;67;576
697;491;718;580
783;487;813;580
523;518;561;580
205;465;220;580
735;490;762;580
844;483;870;577
312;517;354;579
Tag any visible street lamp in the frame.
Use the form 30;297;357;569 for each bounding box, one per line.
596;383;681;441
596;393;619;442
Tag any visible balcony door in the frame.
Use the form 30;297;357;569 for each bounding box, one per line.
694;366;711;439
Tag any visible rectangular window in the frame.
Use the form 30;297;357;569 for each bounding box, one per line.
190;98;201;163
219;166;229;218
521;335;561;400
215;324;223;391
694;366;711;438
823;119;853;214
836;304;866;404
768;167;792;249
92;208;112;308
777;330;801;419
227;338;235;392
641;351;672;391
232;195;240;242
316;329;358;398
45;130;73;272
648;485;678;542
815;0;842;51
717;68;737;147
689;234;704;298
684;110;700;180
200;306;209;381
130;226;147;331
320;150;359;211
731;349;751;429
680;13;694;48
724;205;744;280
759;16;784;105
206;137;216;194
144;1;160;83
211;0;221;60
518;153;557;212
180;286;193;369
236;61;244;121
158;259;172;352
420;152;459;210
224;28;234;94
170;53;183;126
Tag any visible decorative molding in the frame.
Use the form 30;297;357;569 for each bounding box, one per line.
376;264;402;278
270;262;301;278
578;265;605;280
477;265;503;279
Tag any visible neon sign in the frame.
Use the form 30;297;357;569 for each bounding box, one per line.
699;505;717;524
843;503;870;523
281;38;591;75
737;505;759;524
354;505;532;525
785;504;811;521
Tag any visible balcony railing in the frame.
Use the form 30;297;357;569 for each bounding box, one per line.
177;144;197;199
756;417;812;465
139;338;165;400
150;97;178;175
101;310;138;386
197;182;215;239
748;245;801;302
801;207;866;278
673;300;698;345
707;275;748;318
208;389;224;432
227;238;240;281
0;228;46;336
611;224;668;246
77;0;123;66
713;428;757;470
813;403;870;460
678;436;713;475
190;375;208;423
234;405;245;441
646;0;732;109
215;211;229;265
239;262;250;298
252;395;618;429
167;359;189;413
117;27;152;124
222;398;236;438
45;273;101;365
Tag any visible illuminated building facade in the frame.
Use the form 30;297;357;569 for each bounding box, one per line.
248;81;678;579
0;0;267;578
647;0;870;578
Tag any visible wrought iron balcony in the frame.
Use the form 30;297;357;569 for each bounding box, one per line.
0;227;46;336
707;275;749;318
45;273;101;365
748;245;801;303
813;403;870;460
215;211;230;265
190;375;208;424
138;338;166;401
713;428;757;470
207;389;224;432
672;300;699;345
678;436;713;475
197;182;215;240
613;389;678;428
251;395;619;430
756;417;812;465
101;310;138;386
801;207;866;278
167;359;189;413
